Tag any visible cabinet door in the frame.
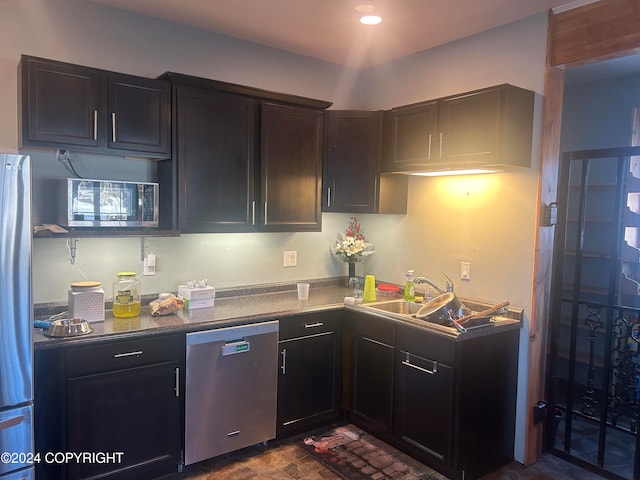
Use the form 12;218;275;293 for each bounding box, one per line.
21;56;102;148
66;361;181;480
383;101;438;172
176;86;257;232
107;73;170;156
324;111;380;213
34;348;65;480
351;335;394;435
261;103;322;231
439;87;501;164
277;330;341;435
394;350;453;470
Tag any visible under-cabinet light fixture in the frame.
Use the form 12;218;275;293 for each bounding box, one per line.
409;168;502;177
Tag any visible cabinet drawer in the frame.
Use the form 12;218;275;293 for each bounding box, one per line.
279;311;341;340
66;334;181;376
348;311;395;346
394;324;454;365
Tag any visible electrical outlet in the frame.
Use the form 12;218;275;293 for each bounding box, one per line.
144;253;156;276
283;250;297;267
460;261;471;280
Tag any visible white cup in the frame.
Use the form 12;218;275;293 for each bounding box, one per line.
297;282;310;300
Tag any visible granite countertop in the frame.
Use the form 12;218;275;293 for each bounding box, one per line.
33;279;523;349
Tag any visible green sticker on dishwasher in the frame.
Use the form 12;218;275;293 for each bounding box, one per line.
221;341;250;356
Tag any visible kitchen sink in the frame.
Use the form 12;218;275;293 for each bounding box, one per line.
362;299;423;316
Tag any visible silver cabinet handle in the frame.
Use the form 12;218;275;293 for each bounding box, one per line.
93;110;98;141
113;350;142;358
402;352;438;375
111;112;116;142
280;348;287;374
251;201;256;226
174;367;180;397
227;430;241;437
327;187;332;208
0;415;23;431
264;202;268;225
428;133;432;160
363;336;392;348
304;322;324;328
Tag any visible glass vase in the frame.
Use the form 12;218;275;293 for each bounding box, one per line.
348;262;356;280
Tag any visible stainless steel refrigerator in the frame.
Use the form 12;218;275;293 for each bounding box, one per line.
0;154;34;480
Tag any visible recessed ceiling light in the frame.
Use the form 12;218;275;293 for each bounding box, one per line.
360;15;382;25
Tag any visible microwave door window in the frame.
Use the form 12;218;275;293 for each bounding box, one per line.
100;182;132;221
72;181;97;221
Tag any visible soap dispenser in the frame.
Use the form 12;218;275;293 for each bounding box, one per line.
403;270;415;302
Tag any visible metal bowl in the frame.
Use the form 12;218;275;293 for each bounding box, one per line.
43;318;93;338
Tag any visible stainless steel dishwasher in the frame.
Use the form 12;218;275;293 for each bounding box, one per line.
184;320;279;465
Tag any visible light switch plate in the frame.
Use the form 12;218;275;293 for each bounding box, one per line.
460;261;471;280
283;250;297;267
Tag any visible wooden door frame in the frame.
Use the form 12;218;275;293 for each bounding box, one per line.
527;0;640;464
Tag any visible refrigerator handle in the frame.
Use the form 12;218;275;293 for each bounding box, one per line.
0;414;24;431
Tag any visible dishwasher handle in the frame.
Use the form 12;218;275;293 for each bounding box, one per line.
221;340;250;356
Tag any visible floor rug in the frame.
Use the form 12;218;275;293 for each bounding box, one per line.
297;424;449;480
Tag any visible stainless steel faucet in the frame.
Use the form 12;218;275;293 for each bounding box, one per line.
414;272;454;295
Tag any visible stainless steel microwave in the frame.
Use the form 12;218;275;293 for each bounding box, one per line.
64;178;159;227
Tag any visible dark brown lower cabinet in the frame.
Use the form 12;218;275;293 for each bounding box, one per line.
394;350;453;472
347;313;394;436
345;311;519;480
34;334;183;480
34;309;517;480
66;362;180;480
277;312;342;436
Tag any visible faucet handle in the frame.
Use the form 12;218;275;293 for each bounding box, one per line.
441;272;454;292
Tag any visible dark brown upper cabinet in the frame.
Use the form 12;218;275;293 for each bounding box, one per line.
162;72;331;233
324;110;407;214
382;84;534;173
174;85;257;233
261;103;323;231
19;55;170;158
106;73;170;155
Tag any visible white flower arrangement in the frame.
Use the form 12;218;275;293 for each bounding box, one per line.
334;217;375;263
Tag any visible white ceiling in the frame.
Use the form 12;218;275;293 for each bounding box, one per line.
88;0;573;68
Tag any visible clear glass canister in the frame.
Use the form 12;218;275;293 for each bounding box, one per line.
112;272;141;318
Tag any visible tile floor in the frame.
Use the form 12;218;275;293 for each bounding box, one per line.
157;433;606;480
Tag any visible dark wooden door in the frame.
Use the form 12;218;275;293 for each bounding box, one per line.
277;330;341;435
175;86;257;232
260;103;322;231
66;361;180;480
351;334;394;435
324;110;381;213
383;101;438;171
107;73;170;156
394;350;453;470
439;87;501;163
22;57;102;148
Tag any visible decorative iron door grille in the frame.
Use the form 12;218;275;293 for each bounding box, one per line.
548;146;640;480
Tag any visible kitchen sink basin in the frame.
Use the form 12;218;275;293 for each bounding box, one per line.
362;299;423;316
